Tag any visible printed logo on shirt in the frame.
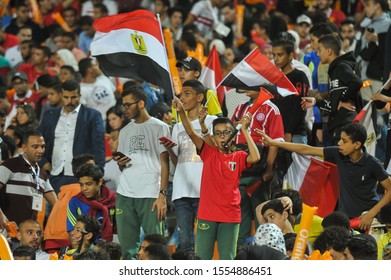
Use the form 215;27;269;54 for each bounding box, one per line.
228;161;237;171
92;85;110;103
330;79;339;88
128;135;146;154
198;223;210;231
256;113;265;121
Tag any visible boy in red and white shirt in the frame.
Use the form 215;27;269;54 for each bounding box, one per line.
172;95;260;260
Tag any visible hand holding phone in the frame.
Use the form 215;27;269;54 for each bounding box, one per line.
112;151;127;159
367;27;374;33
159;136;177;146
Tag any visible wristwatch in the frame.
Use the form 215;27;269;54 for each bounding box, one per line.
159;189;167;196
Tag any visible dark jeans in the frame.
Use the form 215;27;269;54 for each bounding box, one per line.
173;197;199;253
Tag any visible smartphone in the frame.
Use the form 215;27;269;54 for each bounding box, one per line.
112;151;127;159
159;136;177;146
367;27;374;33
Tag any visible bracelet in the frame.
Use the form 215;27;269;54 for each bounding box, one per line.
201;129;209;137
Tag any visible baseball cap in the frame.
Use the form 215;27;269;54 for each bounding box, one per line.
36;74;60;88
176;57;202;72
12;71;28;82
296;14;312;25
149;102;171;120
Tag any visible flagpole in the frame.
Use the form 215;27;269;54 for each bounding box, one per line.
377;76;391;94
156;13;176;101
157;13;178;124
204;47;258;106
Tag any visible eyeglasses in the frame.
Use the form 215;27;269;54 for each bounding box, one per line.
121;101;139;110
214;130;232;138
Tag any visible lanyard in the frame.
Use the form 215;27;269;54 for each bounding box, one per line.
23;155;40;190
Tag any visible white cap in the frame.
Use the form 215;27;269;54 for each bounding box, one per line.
296;14;312;25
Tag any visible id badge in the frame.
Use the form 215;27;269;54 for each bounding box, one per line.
32;192;43;211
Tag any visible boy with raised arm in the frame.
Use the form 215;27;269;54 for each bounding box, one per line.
257;123;391;231
172;96;260;260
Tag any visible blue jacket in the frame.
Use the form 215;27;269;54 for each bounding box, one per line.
38;105;105;170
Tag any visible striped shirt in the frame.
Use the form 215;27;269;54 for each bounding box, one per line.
0;155;54;224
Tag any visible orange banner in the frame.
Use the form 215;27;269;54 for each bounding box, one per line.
291;203;318;260
0;0;10;16
187;43;206;67
28;0;43;25
235;5;245;47
163;28;181;95
52;12;72;32
0;234;13;260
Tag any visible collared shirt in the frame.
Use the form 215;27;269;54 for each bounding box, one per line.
324;146;389;218
0;155;53;225
51;104;81;176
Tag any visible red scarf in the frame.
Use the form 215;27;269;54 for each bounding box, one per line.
75;185;116;241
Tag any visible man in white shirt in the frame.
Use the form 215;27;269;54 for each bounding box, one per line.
39;80;105;193
114;87;170;260
5;26;32;68
79;58;116;121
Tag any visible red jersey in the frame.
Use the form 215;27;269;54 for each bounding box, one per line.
0;33;18;51
232;100;285;145
197;144;249;223
18;63;56;86
10;89;41;110
329;9;346;27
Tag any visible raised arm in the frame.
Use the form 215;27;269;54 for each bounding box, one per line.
255;129;324;157
198;106;215;147
241;113;260;164
172;97;204;150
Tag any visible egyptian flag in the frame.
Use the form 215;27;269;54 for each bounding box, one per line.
284;153;339;218
199;45;227;105
353;100;376;156
221;48;298;97
90;10;173;100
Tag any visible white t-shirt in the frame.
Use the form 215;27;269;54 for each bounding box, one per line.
104;158;121;192
117;117;170;198
190;1;220;38
5;45;22;68
80;75;116;120
171;115;216;201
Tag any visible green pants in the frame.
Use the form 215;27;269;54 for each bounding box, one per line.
116;193;162;260
195;219;239;260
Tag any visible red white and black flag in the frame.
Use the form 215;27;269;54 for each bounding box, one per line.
220;48;298;97
198;45;227;106
90;10;173;99
353;100;377;156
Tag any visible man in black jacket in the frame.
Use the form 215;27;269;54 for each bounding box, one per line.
303;34;363;144
357;0;391;101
